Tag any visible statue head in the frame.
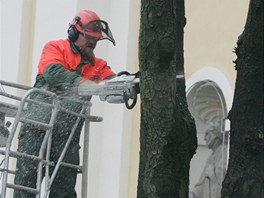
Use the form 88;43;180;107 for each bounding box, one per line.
204;122;222;150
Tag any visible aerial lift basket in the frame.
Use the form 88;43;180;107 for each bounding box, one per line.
0;80;102;198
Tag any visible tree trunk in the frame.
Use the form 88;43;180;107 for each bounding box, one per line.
221;0;264;197
137;0;197;197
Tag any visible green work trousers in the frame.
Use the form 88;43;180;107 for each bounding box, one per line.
13;103;84;198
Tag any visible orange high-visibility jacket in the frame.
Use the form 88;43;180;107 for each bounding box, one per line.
37;39;115;84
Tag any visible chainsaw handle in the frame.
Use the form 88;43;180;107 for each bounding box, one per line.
117;70;140;109
123;92;137;110
117;71;131;76
117;71;140;78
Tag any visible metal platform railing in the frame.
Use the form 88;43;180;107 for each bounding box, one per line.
0;80;102;198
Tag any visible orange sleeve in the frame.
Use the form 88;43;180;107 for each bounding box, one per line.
37;41;68;75
94;58;116;81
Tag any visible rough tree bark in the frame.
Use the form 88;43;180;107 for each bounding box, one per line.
221;0;264;197
137;0;197;197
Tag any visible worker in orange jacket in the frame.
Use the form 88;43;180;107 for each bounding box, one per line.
14;10;116;198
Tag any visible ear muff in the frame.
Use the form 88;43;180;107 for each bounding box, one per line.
67;25;79;42
67;16;81;42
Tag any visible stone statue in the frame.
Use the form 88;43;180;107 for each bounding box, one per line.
190;122;228;198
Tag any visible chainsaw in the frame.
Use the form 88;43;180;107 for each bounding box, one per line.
78;71;140;109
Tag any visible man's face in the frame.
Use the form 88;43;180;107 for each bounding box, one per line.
75;33;100;63
78;20;102;51
78;33;98;50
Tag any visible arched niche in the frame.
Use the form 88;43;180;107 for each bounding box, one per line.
187;80;228;189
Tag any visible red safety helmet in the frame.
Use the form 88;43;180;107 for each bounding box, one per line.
69;10;115;45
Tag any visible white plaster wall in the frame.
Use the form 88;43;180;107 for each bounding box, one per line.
0;0;23;83
31;0;77;83
184;0;250;88
1;1;24;197
0;1;2;78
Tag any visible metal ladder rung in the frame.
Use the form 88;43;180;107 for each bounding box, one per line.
0;150;83;171
6;183;39;194
19;118;53;130
0;150;54;166
0;168;15;175
60;162;82;171
88;116;103;122
59;107;102;122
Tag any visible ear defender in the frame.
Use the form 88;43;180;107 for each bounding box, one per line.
67;16;81;42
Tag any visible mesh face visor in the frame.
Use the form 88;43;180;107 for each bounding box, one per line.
82;20;116;46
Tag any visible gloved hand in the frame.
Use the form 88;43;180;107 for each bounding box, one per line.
79;79;96;85
77;79;97;92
